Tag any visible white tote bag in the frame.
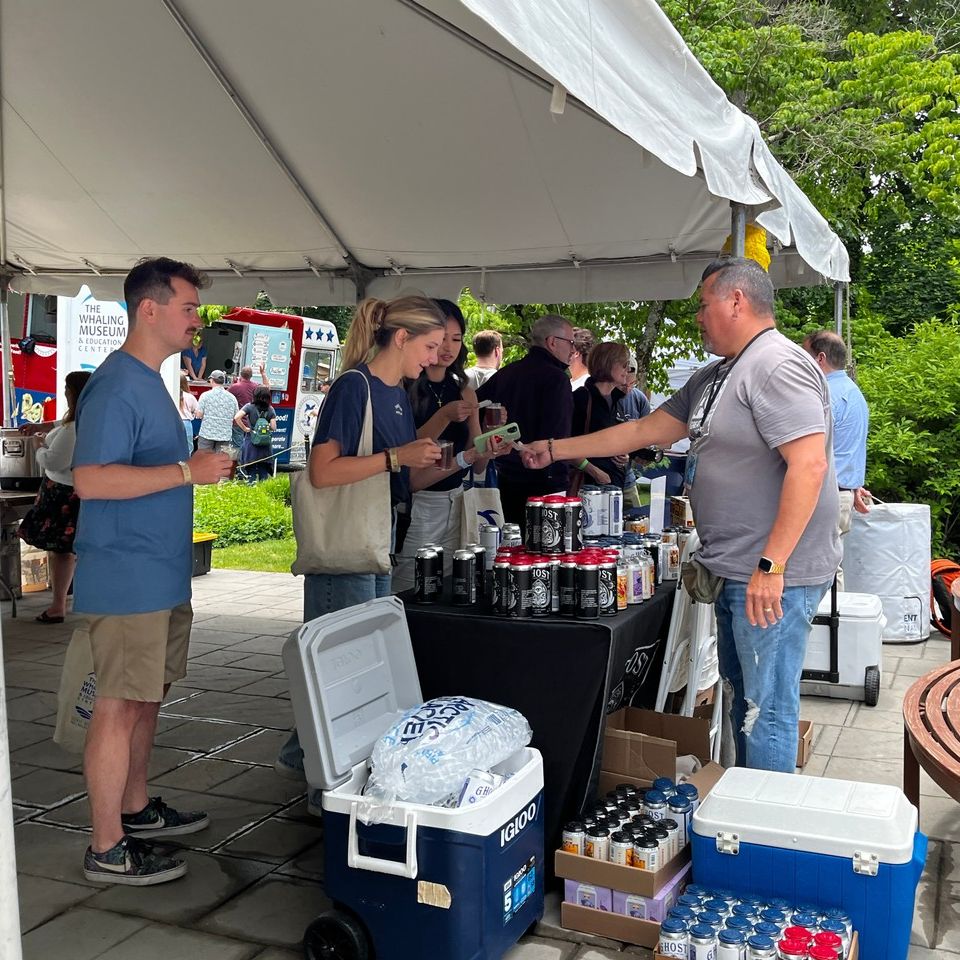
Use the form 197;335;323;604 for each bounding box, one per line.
460;485;505;546
291;370;392;576
53;626;97;754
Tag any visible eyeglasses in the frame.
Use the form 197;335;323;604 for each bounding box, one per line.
551;336;575;347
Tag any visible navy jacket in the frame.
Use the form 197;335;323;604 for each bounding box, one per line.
477;346;572;489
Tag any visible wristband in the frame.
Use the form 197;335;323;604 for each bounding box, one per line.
455;450;470;470
384;450;392;473
177;460;192;486
578;459;590;471
547;438;555;463
388;447;401;473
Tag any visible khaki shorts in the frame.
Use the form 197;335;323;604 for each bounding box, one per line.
87;603;193;702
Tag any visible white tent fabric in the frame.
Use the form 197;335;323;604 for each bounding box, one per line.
0;0;847;305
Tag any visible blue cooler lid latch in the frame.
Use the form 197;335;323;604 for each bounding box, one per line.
716;831;740;855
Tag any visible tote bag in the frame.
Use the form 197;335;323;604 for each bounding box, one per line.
291;370;392;576
460;485;505;546
53;626;97;754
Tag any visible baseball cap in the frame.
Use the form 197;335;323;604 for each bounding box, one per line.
209;370;226;383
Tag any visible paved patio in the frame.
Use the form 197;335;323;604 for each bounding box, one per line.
3;569;957;959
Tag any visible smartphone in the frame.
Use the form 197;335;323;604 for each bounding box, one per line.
473;421;521;453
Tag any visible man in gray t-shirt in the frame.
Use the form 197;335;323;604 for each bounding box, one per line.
521;257;839;773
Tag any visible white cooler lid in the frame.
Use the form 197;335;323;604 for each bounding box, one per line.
282;595;423;791
818;591;884;621
693;767;917;863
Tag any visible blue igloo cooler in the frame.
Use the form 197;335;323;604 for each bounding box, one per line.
283;595;545;960
691;768;926;960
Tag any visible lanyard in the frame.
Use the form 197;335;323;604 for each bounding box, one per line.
697;326;775;426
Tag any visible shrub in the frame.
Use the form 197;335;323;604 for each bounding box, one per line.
856;317;960;554
258;473;292;506
193;480;292;547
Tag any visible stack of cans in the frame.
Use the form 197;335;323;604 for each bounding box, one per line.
524;495;584;555
579;485;623;538
657;886;854;960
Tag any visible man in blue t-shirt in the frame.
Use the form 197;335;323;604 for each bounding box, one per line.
72;257;233;886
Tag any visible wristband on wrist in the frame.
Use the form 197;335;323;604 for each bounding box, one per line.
383;450;391;472
578;459;590;471
388;447;401;473
177;460;192;486
547;438;555;463
455;450;470;470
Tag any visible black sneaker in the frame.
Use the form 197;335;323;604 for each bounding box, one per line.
83;835;187;886
121;796;210;837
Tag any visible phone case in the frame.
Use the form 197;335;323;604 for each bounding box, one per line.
473;421;520;453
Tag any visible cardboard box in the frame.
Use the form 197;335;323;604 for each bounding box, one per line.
600;708;713;792
797;718;814;768
611;862;691;921
556;846;691;900
563;879;612;912
670;496;695;527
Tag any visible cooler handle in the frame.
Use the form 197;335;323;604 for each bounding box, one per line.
347;802;419;879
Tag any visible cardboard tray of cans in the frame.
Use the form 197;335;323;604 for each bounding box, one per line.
652;932;859;960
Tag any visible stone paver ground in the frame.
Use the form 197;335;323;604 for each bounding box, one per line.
4;569;957;958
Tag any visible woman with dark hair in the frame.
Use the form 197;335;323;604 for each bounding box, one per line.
18;369;92;622
233;384;277;482
393;299;502;592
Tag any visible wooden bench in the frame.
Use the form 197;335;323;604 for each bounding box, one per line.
951;578;960;662
903;661;960;814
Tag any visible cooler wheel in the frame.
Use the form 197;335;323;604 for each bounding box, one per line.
303;910;371;960
864;665;881;707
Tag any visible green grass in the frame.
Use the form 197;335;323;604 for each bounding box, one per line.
212;537;297;573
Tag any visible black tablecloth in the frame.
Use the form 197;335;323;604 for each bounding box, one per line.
402;582;676;855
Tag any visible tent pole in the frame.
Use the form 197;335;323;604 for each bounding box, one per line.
0;278;13;428
0;616;21;959
833;281;844;336
730;203;746;257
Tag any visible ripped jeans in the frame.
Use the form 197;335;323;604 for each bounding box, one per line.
715;578;831;772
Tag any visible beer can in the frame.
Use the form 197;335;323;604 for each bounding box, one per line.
501;523;523;548
576;562;600;619
581;487;607;538
616;561;629;611
640;552;656;599
540;495;566;554
609;831;634;866
627;557;642;604
564;497;584;552
642;536;661;583
661;529;678;545
599;560;618;616
605;486;623;537
530;558;552;618
509;557;534;618
626;517;649;535
452;549;476;605
633;836;659;871
423;542;445;585
559;555;578;617
492;558;511;616
478;523;501;568
562;821;585;855
414;547;441;604
676;526;692;561
547;556;561;613
525;497;544;552
661;541;681;581
464;542;487;600
584;827;609;861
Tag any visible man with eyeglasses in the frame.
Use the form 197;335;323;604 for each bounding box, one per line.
477;314;576;523
522;258;839;774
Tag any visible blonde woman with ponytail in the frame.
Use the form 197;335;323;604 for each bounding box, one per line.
278;294;446;783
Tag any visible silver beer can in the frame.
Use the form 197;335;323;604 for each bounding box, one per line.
478;524;501;568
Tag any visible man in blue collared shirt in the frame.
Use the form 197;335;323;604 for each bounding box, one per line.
803;331;871;580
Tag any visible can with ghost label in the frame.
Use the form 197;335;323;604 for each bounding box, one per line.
452;549;476;605
559;555;579;617
501;523;523;548
530;558;552;617
509;557;534;618
540;495;566;554
414;547;441;604
525;498;544;552
599;560;618;616
492;557;511;615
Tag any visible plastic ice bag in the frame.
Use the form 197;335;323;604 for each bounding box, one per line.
365;696;531;806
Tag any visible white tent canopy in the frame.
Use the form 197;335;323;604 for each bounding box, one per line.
1;0;848;306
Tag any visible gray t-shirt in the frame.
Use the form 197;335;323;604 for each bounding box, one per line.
663;329;840;586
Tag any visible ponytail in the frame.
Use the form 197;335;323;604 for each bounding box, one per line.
341;295;444;372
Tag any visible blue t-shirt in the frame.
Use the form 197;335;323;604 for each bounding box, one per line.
312;365;415;504
73;351;193;615
826;369;869;489
181;345;206;372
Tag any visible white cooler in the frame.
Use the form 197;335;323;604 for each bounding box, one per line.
691;768;927;960
801;587;884;705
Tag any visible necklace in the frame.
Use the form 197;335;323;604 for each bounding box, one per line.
426;377;447;409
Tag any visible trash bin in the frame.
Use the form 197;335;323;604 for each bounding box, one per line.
283;595;545;960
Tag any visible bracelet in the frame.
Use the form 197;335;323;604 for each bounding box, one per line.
578;459;590;471
388;447;401;473
547;438;555;463
383;450;392;473
177;460;192;486
455;450;470;470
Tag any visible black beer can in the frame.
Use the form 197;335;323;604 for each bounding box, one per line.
414;547;441;604
564;497;584;552
547;556;561;614
452;549;477;605
530;558;552;617
464;542;487;601
540;495;566;554
492;558;511;615
577;562;600;619
599;560;618;616
525;497;545;552
509;558;534;619
559;556;578;617
423;542;445;588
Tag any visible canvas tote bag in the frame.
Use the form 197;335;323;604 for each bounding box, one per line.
291;370;391;576
53;626;97;754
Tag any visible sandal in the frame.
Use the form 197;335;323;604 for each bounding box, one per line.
35;612;65;624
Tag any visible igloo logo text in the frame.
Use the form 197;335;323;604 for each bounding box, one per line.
500;802;538;847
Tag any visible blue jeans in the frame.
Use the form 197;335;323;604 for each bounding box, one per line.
715;578;830;772
279;515;396;772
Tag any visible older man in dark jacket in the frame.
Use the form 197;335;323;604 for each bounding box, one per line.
477;314;575;523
